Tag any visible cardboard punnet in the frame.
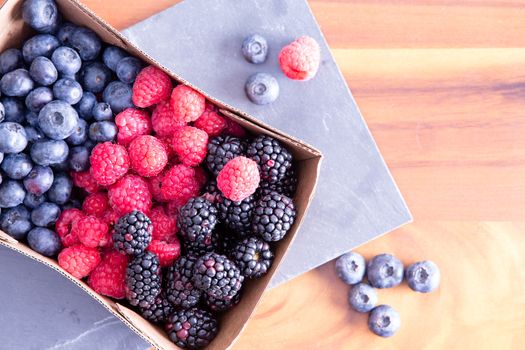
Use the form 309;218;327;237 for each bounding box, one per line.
0;0;321;349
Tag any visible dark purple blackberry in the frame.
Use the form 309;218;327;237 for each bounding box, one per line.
216;193;254;233
232;236;274;279
258;167;298;198
125;251;161;308
193;252;244;301
201;179;219;203
252;191;296;242
166;255;202;309
185;231;219;256
113;210;153;255
205;291;241;312
246;135;292;184
165;308;218;349
139;294;174;323
205;135;246;176
177;197;218;245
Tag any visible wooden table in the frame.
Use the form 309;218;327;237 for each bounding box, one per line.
82;0;525;348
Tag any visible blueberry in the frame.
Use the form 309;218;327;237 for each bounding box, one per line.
348;283;377;313
22;0;59;34
38;100;79;139
0;102;4;123
102;81;133;113
1;153;33;180
25;125;45;144
102;46;127;71
0;153;3;165
116;57;142;84
0;49;24;75
22;34;60;63
245;72;279;105
81;62;112;93
24;192;47;209
405;260;440;293
30;139;69;166
1;97;25;123
65;118;87;145
52;78;83;105
0;122;28;153
23;165;53;195
0;69;34;97
368;305;401;337
51;46;81;76
29;56;57;86
57;22;78;45
367;254;404;289
25;111;39;126
31;201;61;227
89;121;117;142
25;87;53;112
27;227;61;256
92;102;112;121
46;173;72;205
74;91;96;120
68;146;89;172
69;27;101;61
242;34;268;64
336;251;366;285
0;205;33;240
0;180;26;208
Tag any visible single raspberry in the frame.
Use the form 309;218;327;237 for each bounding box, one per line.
150;206;178;241
88;250;129;299
73;215;109;248
223;119;247;138
55;208;85;247
152;100;185;137
82;192;109;217
160;164;201;204
128;135;168;177
108;175;152;215
58;244;101;279
132;65;173;108
217;156;260;201
172;126;208;166
115;108;152;146
90;142;130;186
146;239;181;267
278;36;321;81
170;85;205;123
194;108;227;137
71;170;100;193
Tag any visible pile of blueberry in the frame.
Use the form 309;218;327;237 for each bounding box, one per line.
335;252;440;337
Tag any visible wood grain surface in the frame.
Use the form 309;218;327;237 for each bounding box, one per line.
80;0;525;349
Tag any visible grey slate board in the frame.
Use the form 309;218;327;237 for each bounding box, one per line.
124;0;412;288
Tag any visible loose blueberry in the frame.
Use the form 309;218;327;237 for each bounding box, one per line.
89;121;117;142
25;125;45;144
23;165;53;195
0;49;24;75
22;0;60;34
31;201;61;227
68;146;89;172
0;180;26;208
38;100;79;139
25;86;53;112
116;57;142;84
27;227;61;257
336;251;366;285
46;172;72;205
406;260;440;293
368;305;401;337
245;72;279;105
30;139;69;166
0;205;33;240
25;111;39;126
51;46;81;76
57;22;78;45
348;283;377;313
242;34;268;64
24;192;47;209
0;102;4;123
81;61;112;93
1;153;33;180
65;118;87;145
29;56;58;86
69;27;101;61
0;122;28;153
1;97;25;123
22;34;60;63
0;69;34;97
74;91;96;120
367;254;404;289
92;102;112;121
52;78;83;105
102;81;133;113
102;46;128;71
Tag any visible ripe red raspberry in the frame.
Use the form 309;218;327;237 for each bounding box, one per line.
158;135;177;159
132;65;173;108
150;206;178;241
152;99;185;137
90;142;130;186
217;156;260;201
55;208;85;247
73;215;109;248
58;244;101;279
170;85;205;123
194;108;227;137
223;119;247;138
82;192;109;217
71;170;100;193
88;250;129;299
160;164;201;204
115;108;152;146
108;174;152;215
172;126;208;166
128;135;168;177
146;239;181;267
278;36;321;81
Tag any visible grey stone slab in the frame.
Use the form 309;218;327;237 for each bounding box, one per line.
124;0;412;288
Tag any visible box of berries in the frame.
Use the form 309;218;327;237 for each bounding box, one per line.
0;0;321;348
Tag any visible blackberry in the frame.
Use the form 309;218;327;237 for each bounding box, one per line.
113;210;153;256
258;167;298;198
185;232;219;256
178;197;218;245
252;191;296;242
246;135;292;184
205;135;245;176
201;179;219;203
166;255;202;309
193;252;244;301
139;294;174;323
216;193;254;233
205;291;241;312
125;251;161;308
232;236;274;279
165;308;218;349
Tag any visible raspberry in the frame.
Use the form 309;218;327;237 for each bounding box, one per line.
58;244;101;279
160;164;201;204
194;166;208;186
71;170;100;193
170;85;205;123
149;172;169;202
172;126;208;166
132;65;173;108
158;135;177;159
115;108;152;146
73;215;109;248
152;100;185;137
128;135;168;177
223;119;247;138
108;174;152;215
82;192;109;217
194;108;227;137
278;36;321;81
55;208;84;247
101;209;120;229
217;156;260;201
90;142;130;186
146;239;181;267
150;206;178;241
88;250;129;299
